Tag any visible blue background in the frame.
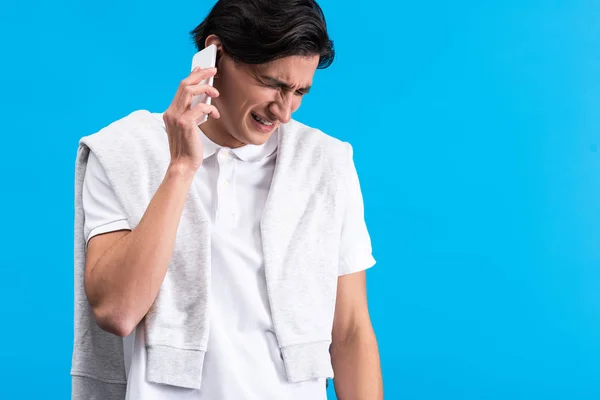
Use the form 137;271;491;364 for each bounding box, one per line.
1;0;599;399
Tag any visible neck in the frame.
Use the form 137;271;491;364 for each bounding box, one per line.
200;118;245;149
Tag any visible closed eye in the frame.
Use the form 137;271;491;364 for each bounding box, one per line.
264;83;306;97
260;75;311;96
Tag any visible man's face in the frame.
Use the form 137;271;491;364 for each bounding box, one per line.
206;52;320;148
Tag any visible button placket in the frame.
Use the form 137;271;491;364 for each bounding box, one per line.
215;148;236;225
229;161;238;223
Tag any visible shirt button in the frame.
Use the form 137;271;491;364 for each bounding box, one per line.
218;149;230;160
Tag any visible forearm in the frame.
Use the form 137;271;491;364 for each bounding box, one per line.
331;327;383;400
86;162;196;335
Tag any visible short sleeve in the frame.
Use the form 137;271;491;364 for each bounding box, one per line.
338;143;376;276
82;151;132;247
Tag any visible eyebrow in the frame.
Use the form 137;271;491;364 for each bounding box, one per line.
260;75;312;94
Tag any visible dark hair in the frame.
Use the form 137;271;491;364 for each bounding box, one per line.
190;0;335;69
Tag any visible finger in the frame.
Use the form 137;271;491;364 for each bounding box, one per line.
181;67;217;87
175;84;219;113
178;84;220;109
186;102;220;122
173;69;218;113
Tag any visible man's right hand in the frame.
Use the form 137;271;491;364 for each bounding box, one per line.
163;67;220;172
87;68;220;334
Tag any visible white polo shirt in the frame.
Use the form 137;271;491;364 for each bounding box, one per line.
82;121;376;399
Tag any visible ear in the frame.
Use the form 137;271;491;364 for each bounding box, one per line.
204;34;223;56
204;34;224;76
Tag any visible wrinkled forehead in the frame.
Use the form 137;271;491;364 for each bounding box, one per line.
249;55;320;86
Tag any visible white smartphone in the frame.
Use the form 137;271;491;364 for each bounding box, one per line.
190;44;217;125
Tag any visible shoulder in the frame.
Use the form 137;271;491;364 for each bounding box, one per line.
283;118;349;151
80;109;168;161
82;109;163;144
78;110;170;190
277;119;358;198
281;118;353;167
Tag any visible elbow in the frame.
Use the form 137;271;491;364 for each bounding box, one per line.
91;303;137;337
85;280;137;337
332;324;377;351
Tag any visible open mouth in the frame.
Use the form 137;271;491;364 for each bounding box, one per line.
251;112;274;127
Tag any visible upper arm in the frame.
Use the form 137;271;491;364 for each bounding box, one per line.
338;143;376;276
333;143;377;342
82;151;132;294
85;230;130;284
332;271;373;345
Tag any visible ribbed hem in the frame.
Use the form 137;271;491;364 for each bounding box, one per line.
146;345;206;389
71;374;126;400
281;341;334;382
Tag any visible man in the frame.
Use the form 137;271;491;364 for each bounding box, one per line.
71;0;383;399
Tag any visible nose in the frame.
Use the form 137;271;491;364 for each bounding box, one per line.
268;92;294;124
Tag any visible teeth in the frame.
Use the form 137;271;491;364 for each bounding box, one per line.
252;113;273;126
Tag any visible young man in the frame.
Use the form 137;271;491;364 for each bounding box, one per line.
71;1;383;399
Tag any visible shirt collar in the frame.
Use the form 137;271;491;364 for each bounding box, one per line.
199;129;222;159
199;127;279;163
